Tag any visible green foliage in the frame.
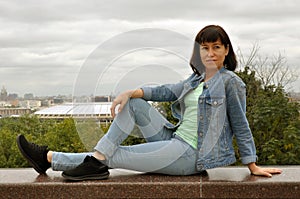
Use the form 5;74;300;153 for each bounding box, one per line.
152;102;179;125
121;125;146;146
41;118;86;153
0;116;86;168
0;115;57;168
236;67;300;165
74;119;105;151
0;115;147;168
0;127;24;168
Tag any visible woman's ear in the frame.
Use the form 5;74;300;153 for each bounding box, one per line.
225;44;229;56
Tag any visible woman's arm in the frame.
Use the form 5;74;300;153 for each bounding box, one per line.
226;77;257;164
226;76;282;177
110;73;196;118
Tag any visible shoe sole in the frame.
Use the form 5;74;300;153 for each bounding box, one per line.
16;135;46;174
62;171;110;181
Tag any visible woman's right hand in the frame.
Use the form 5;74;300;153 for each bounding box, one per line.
110;89;144;118
110;90;133;118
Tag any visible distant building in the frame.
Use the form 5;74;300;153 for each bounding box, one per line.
34;102;113;125
41;99;54;107
9;99;19;107
24;93;34;100
7;93;18;101
0;101;9;107
288;92;300;103
53;98;64;104
0;86;8;101
93;96;112;102
19;100;42;109
0;107;32;117
73;96;93;103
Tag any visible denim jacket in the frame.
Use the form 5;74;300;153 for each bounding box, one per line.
142;67;257;171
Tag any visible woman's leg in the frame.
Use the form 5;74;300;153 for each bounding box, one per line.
59;98;198;179
94;98;173;159
95;98;199;175
51;136;198;175
51;152;93;171
106;136;199;175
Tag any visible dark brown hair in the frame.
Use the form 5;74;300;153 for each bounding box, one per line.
189;25;237;75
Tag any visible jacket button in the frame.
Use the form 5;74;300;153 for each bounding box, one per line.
199;132;203;137
199;115;203;120
213;101;218;105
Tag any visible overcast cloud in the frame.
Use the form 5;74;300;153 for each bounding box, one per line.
0;0;299;97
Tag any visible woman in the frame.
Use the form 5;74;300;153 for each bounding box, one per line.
17;25;282;181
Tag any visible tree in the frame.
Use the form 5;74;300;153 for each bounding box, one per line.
0;115;57;168
0;127;23;167
236;44;300;165
41;118;86;153
237;43;298;90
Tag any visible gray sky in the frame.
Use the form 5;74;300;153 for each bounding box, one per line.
0;0;299;97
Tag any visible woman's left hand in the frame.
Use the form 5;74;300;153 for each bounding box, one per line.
248;162;282;177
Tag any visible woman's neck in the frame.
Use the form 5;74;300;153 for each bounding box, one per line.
204;66;225;82
204;69;218;82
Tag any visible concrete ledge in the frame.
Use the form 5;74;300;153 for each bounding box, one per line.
0;166;299;198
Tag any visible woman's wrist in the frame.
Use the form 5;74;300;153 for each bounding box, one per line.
247;162;257;173
124;90;135;98
128;89;144;98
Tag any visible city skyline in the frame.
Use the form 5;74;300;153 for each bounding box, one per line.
0;0;299;96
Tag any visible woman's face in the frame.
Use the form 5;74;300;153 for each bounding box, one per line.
199;39;229;71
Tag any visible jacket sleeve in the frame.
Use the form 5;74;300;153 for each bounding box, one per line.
141;76;191;102
226;76;257;164
141;82;183;102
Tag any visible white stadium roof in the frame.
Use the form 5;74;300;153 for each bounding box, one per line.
34;102;113;120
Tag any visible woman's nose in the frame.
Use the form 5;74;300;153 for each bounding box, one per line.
207;48;214;56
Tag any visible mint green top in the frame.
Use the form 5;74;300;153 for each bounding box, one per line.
175;82;204;149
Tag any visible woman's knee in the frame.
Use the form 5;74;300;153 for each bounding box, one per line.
128;98;150;111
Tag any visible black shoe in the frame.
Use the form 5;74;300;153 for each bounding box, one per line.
16;134;51;174
62;156;109;181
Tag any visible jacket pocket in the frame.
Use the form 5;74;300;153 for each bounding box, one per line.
205;97;224;107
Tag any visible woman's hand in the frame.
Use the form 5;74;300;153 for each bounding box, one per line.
110;89;144;118
110;90;133;118
248;162;282;177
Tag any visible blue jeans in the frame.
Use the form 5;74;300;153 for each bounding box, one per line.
52;98;199;175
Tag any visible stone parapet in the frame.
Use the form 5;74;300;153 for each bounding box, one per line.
0;166;299;198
